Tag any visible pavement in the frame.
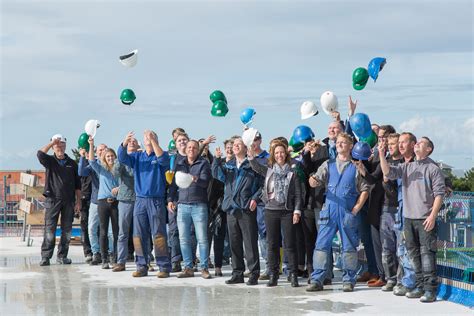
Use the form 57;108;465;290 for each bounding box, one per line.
0;237;472;315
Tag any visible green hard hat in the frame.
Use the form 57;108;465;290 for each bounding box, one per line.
359;131;378;148
352;67;369;90
289;136;304;152
168;139;176;151
78;132;90;151
210;90;227;103
120;89;136;105
211;100;229;117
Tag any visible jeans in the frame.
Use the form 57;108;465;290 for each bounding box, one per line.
177;203;209;270
41;198;74;259
404;218;438;292
133;197;171;272
256;203;268;272
168;209;182;263
97;200;119;262
380;208;398;283
117;201;134;264
88;203;114;255
265;209;297;276
396;231;416;289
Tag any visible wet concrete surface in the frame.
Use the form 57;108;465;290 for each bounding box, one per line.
0;237;471;315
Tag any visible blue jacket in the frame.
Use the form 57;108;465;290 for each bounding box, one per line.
78;156;100;204
212;157;263;214
169;156;211;204
117;145;170;198
89;160;119;200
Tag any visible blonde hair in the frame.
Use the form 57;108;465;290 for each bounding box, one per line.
337;133;353;145
100;148;117;172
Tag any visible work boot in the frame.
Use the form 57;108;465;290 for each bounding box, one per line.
393;285;408;296
406;288;424;298
57;257;72;265
246;274;259;286
177;268;195;278
259;272;270;280
39;258;50;266
132;269;148;277
342;283;354;292
157;271;170;278
225;274;244;284
267;274;278;287
368;277;386;287
420;291;436;303
90;253;101;266
201;269;212;279
289;273;299;288
85;254;93;264
382;281;396;292
215;267;223;277
306;281;323;292
112;263;126;272
172;261;182;272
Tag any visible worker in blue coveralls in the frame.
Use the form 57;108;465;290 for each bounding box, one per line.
118;130;171;278
306;133;370;292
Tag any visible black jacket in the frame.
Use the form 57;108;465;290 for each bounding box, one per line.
169;156;211;204
212;157;262;214
37;151;81;201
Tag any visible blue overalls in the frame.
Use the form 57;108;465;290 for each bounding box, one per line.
311;161;360;285
395;179;416;289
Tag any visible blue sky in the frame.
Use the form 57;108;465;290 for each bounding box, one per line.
1;0;473;172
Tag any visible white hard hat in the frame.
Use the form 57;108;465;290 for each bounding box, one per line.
84;119;101;138
175;171;193;189
300;101;319;120
242;128;258;148
119;49;138;68
51;134;67;143
320;91;339;115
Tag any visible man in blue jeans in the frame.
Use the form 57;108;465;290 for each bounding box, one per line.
118;130;171;278
168;140;212;279
112;137;139;272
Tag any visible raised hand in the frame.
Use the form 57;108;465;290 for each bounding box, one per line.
348;95;358;116
215;146;222;158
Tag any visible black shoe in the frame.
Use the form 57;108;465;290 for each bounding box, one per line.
56;257;72;264
102;262;110;269
290;273;299;287
225;274;244;284
85;254;93;263
306;281;323;292
39;258;50;266
172;261;182;273
267;274;278;287
246;274;259;286
420;291;436;303
90;253;101;265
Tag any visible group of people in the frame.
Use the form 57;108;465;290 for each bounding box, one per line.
37;97;447;303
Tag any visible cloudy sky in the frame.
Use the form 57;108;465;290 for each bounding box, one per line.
1;0;473;172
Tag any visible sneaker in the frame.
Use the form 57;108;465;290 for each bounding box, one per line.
420;291;436;303
357;271;375;283
90;253;101;266
368;278;386;287
132;269;148;277
57;257;72;265
406;288;424;299
259;272;270;281
112;263;126;272
157;271;170;278
85;254;93;264
225;274;244;284
382;282;396;292
177;268;195;278
102;262;110;269
393;285;408;296
246;274;259;286
172;261;182;273
342;283;354;292
39;258;50;266
306;282;323;292
201;269;212;279
215;267;223;277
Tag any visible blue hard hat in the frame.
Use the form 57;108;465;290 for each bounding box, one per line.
368;57;387;82
240;107;256;125
349;113;372;139
352;142;372;160
292;125;314;143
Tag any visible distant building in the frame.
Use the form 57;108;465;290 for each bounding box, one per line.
438;191;474;248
